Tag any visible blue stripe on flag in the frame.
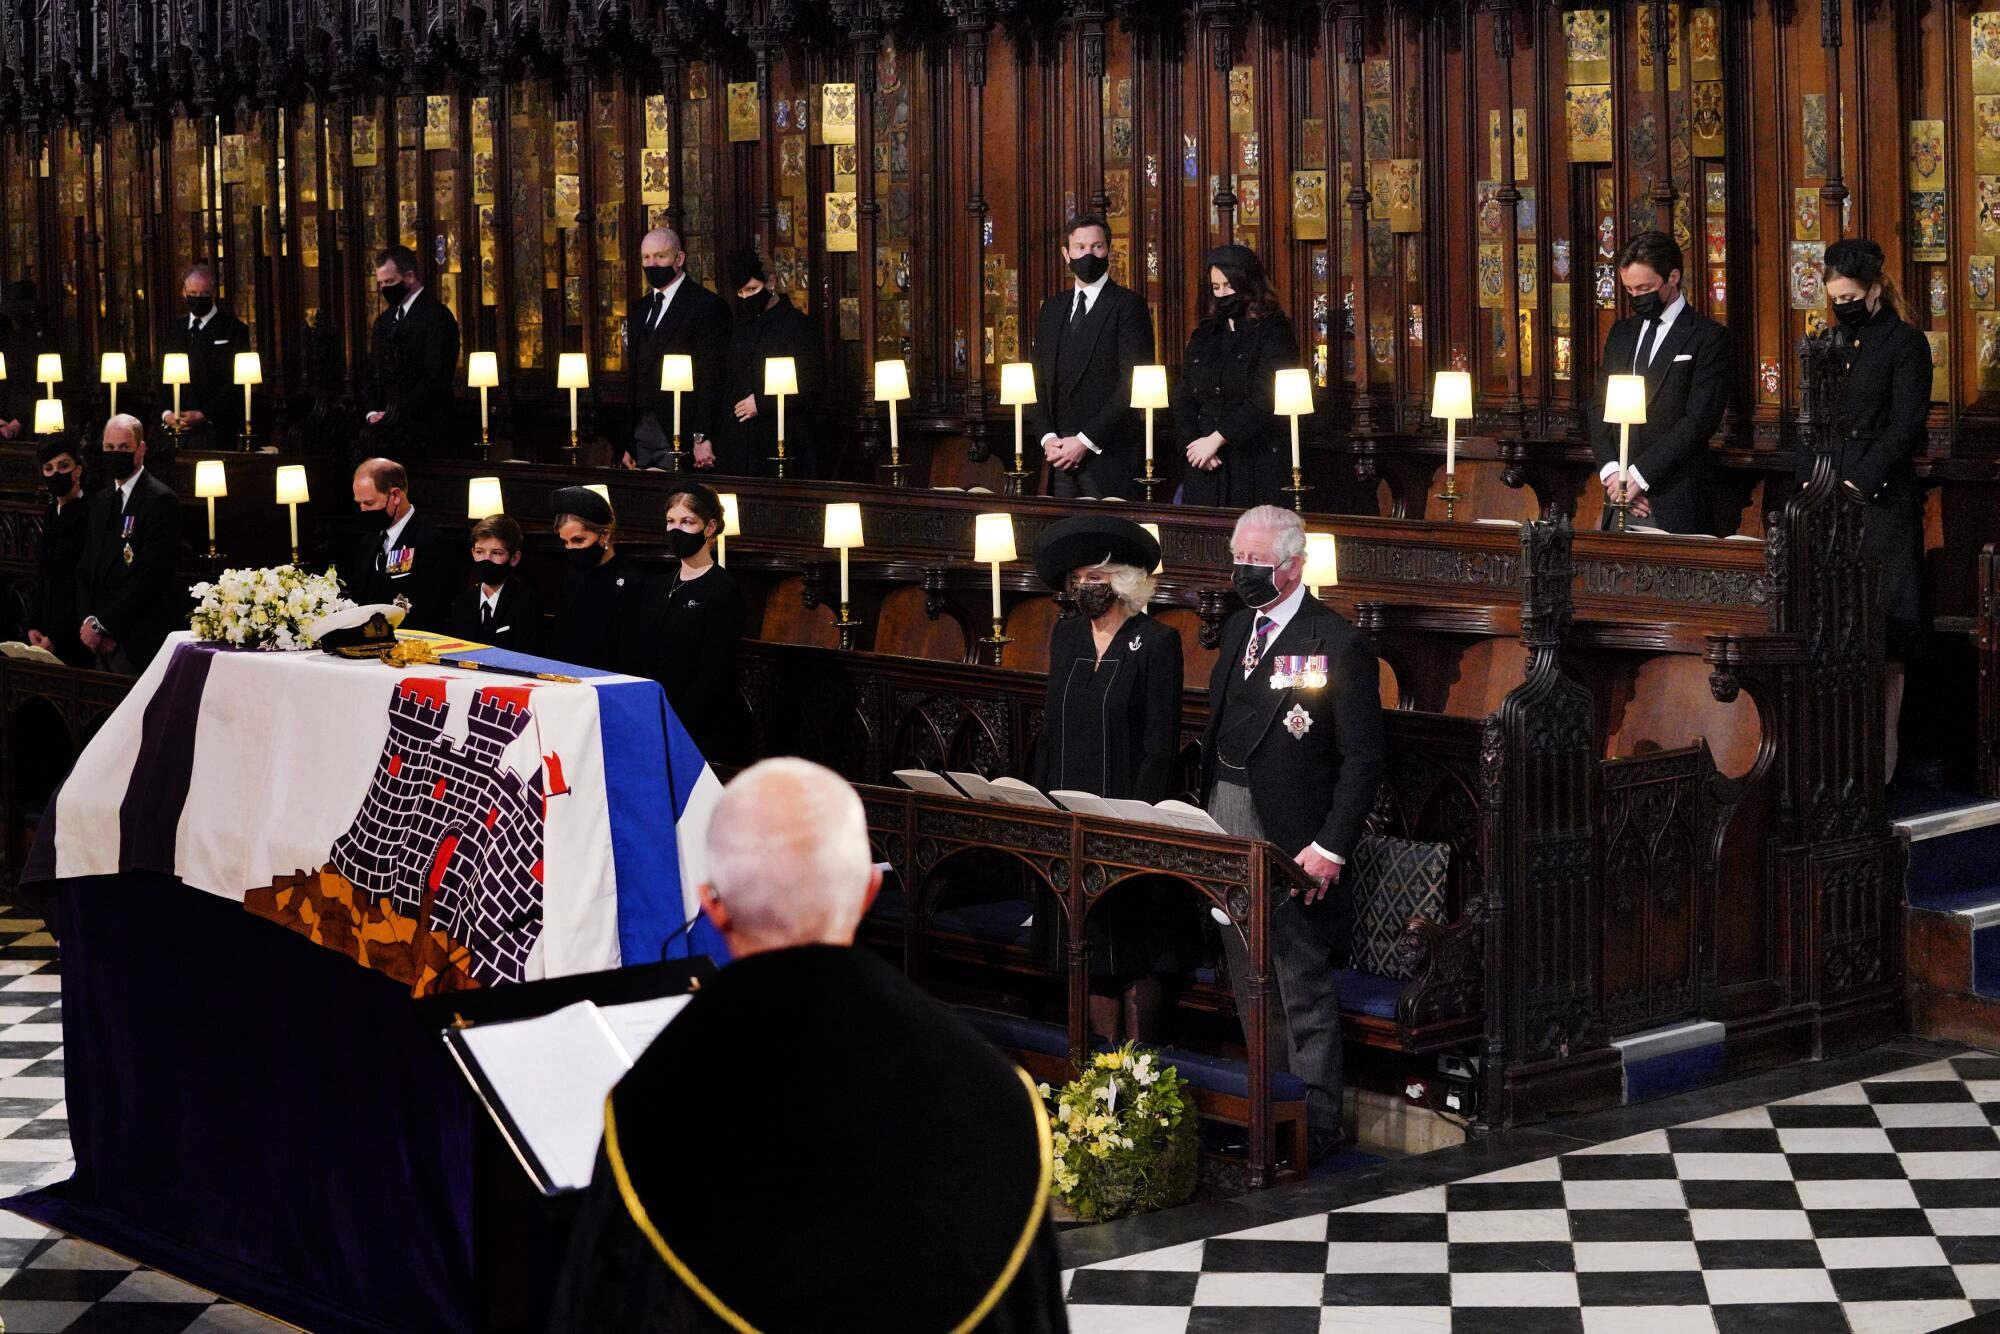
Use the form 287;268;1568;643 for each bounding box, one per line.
454;646;625;679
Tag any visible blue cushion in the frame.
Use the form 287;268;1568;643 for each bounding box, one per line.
1334;969;1407;1021
957;1008;1309;1102
867;890;1034;949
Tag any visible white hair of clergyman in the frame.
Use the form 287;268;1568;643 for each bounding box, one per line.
1087;558;1156;612
1232;504;1306;563
705;758;874;942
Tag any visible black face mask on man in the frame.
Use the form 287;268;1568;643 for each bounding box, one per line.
185;295;214;319
644;264;679;290
357;505;394;533
104;451;137;481
1068;253;1109;284
1630;289;1666;321
1232;561;1281;609
1073;582;1119;620
479;558;513;585
379;282;408;306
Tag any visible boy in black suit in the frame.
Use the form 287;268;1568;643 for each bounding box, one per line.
1025;214;1156;500
1590;231;1730;535
343;457;457;630
363;245;462;453
160;263;252;452
1201;504;1386;1161
447;514;542;653
76;416;186;673
626;228;731;470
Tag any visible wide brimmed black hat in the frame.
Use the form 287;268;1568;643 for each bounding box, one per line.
1032;513;1160;589
549;484;613;526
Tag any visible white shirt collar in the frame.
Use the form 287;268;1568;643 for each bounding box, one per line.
480;585;501;612
190;308;215;331
400;285;424;317
1071;271;1110;310
116;466;145;507
1255;578;1308;634
384;504;415;550
1654;294;1686;333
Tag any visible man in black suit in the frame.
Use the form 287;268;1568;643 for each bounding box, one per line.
1589;230;1729;535
363;245;462;454
626;228;731;471
160;263;252;453
76;416;185;674
1201;504;1386;1161
343;457;456;630
25;436;94;667
1025;214;1155;500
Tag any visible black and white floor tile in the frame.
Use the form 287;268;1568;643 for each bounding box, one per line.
0;910;287;1333
1063;1053;2000;1333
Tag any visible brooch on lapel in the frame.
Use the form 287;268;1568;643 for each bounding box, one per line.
1267;654;1328;691
1283;703;1313;739
1127;633;1144;652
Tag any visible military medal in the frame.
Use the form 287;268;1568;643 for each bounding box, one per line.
120;514;135;566
122;542;134;566
1283;703;1313;738
1267;654;1329;690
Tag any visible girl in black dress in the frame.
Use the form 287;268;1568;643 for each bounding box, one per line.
634;482;753;764
1029;516;1192;1042
1176;244;1301;509
549;485;643;673
1815;239;1933;781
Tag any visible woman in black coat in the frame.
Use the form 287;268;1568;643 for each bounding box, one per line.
548;485;644;674
718;250;824;479
1813;238;1933;779
1027;516;1193;1043
1175;244;1302;509
633;482;753;765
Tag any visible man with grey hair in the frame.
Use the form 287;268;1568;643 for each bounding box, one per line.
160;262;251;452
552;758;1070;1332
77;414;184;672
626;227;731;470
1200;503;1386;1163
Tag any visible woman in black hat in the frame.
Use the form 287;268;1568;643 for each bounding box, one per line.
720;249;824;478
633;481;753;764
1175;244;1300;509
1813;238;1933;781
549;485;643;673
1028;515;1195;1042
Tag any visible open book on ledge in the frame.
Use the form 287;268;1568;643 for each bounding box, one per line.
891;769;1226;835
0;641;63;664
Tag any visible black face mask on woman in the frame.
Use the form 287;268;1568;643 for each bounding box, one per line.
1832;297;1871;329
43;468;77;498
1073;583;1119;620
564;543;604;571
665;528;707;560
1214;293;1247;322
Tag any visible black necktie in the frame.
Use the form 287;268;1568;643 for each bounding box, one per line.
651;292;665;331
481;600;494;628
1070;290;1086;324
1633;318;1658;372
393;304;405;325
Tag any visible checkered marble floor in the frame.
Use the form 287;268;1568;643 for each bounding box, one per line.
1065;1054;2000;1333
0;909;287;1332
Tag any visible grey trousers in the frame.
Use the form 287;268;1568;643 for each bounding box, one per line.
1211;778;1347;1132
631;412;675;469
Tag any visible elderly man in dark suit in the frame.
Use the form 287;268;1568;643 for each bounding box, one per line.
363;245;462;453
160;262;253;452
1201;503;1386;1163
626;228;731;470
76;415;185;673
1025;214;1155;500
1590;230;1729;535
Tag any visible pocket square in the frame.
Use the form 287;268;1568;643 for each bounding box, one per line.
1673;352;1692;362
214;338;231;345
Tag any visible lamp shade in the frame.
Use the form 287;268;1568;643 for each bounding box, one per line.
1304;532;1340;589
274;464;310;505
1130;364;1170;410
873;359;911;402
998;362;1037;406
233;351;262;386
194;459;228;500
823;501;864;550
1430;370;1473;420
467;351;499;389
1273;368;1315;416
1139;521;1164;575
1603;373;1648;426
764;356;799;397
35;353;61;384
161;353;191;386
556;352;590;389
973;512;1017;564
661;354;695;393
719;492;742;537
0;352;7;380
467;476;505;517
100;352;128;385
32;399;63;436
584;483;611;504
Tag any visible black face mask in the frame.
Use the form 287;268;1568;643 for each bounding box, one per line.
666;528;707;560
644;264;679;289
1232;562;1281;608
1214;293;1247;322
1833;297;1871;329
564;543;604;571
379;282;407;306
357;505;394;532
733;291;763;322
104;452;137;481
1073;583;1119;620
1630;289;1665;321
186;295;214;319
44;468;76;498
1069;253;1109;284
479;558;513;584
